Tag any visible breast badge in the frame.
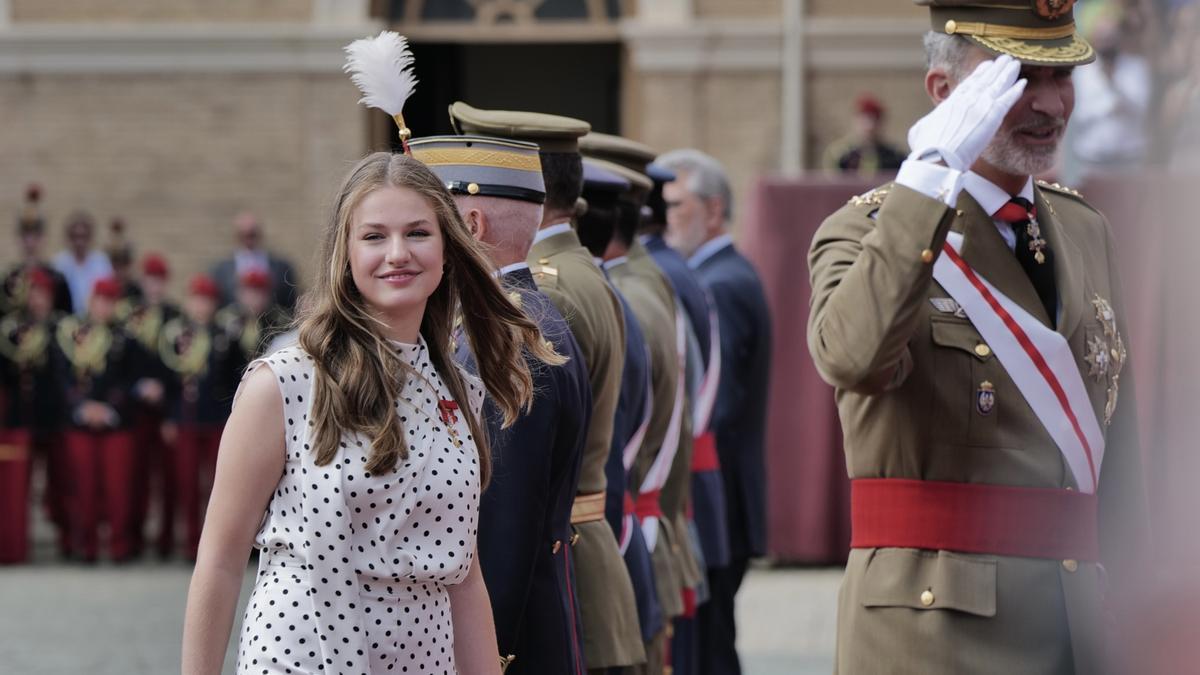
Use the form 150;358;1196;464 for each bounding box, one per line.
1089;295;1126;426
977;381;995;416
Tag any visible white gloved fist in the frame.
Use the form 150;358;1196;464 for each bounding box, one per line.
906;54;1027;171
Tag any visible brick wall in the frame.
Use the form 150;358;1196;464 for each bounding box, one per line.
1;73;367;298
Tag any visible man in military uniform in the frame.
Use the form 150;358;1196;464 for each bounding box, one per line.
577;160;668;674
118;253;179;557
55;277;150;561
160;274;238;560
805;3;1148;673
0;268;66;562
449;102;644;673
214;268;291;367
411;134;593;674
2;184;73;316
659;149;772;675
641;161;729;675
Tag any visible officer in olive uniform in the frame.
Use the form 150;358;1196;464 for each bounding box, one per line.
577;161;666;664
584;151;697;675
160;274;239;560
449;102;644;672
806;3;1148;673
411;134;593;675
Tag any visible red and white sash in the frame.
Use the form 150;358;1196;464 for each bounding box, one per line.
692;302;721;436
637;307;689;551
933;232;1105;493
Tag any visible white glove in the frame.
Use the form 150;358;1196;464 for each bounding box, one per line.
906;54;1027;172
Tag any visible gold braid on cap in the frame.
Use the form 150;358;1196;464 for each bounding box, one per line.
943;19;1077;40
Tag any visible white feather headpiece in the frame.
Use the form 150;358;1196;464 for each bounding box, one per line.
343;31;418;146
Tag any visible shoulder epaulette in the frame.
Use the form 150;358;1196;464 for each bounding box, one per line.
1036;180;1084;199
531;264;559;283
847;184;892;208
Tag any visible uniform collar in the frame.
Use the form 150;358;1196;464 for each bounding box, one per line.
688;233;733;270
533;222;573;245
962;172;1035;218
602;255;629;271
496;261;530;277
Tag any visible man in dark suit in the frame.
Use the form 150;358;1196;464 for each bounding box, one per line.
411;135;592;675
659;149;772;675
208;211;298;311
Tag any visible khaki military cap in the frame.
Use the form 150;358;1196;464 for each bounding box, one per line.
916;0;1094;67
579;132;658;175
585;156;652;194
448;101;590;153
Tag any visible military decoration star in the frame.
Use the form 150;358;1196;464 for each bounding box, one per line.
1025;214;1048;265
1089;294;1127;426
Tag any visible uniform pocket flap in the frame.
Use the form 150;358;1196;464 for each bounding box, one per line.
860;549;997;617
930;318;992;361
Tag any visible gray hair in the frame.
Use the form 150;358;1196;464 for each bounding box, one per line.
656;148;733;222
923;31;974;80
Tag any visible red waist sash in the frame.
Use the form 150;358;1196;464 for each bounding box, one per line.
634;489;664;520
690;431;720;472
851;479;1099;561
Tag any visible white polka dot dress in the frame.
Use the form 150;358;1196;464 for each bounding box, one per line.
234;339;485;675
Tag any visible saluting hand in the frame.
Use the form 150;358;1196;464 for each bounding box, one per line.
907;54;1027;172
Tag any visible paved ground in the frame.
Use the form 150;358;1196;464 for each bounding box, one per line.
0;525;840;674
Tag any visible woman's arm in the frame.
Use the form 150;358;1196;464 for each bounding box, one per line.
449;555;502;675
181;364;285;675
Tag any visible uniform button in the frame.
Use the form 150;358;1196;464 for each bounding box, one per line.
551;540;562;554
921;249;935;264
975;343;991;358
945;19;958;34
920;589;935;607
1062;559;1079;573
538;258;551;265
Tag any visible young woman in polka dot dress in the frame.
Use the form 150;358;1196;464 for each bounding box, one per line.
182;152;563;675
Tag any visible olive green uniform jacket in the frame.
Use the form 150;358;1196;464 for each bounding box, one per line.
807;182;1149;675
529;226;644;669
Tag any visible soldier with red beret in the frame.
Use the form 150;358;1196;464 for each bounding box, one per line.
0;268;67;562
215;268;291;369
117;252;181;557
159;274;239;559
821;94;907;176
54;276;150;561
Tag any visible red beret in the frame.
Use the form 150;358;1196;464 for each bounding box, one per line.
141;253;169;279
92;277;121;300
239;269;271;290
856;94;884;120
27;268;54;293
189;274;220;300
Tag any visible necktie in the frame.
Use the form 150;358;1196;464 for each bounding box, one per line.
994;196;1057;327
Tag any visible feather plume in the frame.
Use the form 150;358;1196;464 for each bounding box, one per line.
342;31;417;116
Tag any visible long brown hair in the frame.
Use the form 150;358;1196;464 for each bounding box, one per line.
297;151;561;485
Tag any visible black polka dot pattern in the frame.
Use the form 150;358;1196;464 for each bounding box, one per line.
234;341;484;674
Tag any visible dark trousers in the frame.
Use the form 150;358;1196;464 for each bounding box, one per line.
174;424;222;558
697;556;749;675
64;429;136;560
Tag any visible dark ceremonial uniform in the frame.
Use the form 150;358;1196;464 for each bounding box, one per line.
456;266;590;675
55;315;149;561
527;227;644;669
0;309;65;562
606;274;666;650
118;297;180;556
1;263;73;316
159;314;238;559
215;303;290;369
691;236;772;675
642;232;730;675
606;248;691;675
